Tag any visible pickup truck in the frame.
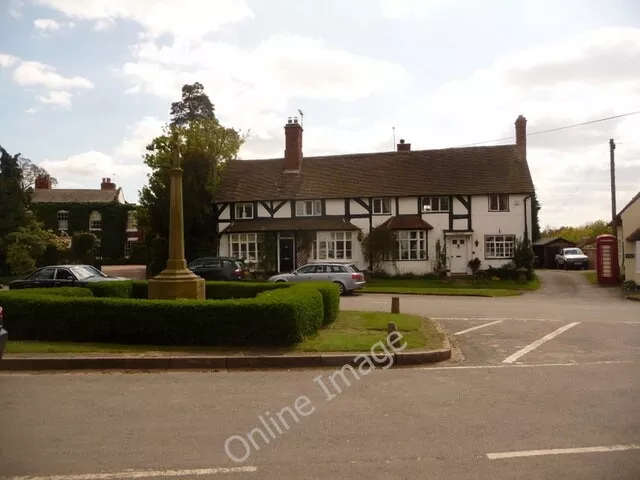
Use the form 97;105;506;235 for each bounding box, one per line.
555;247;589;270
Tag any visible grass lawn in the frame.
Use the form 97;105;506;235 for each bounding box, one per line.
361;275;539;297
581;270;597;285
5;311;443;355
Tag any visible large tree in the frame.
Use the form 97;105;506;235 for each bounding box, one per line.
139;84;244;263
170;82;216;127
18;156;57;191
0;145;29;272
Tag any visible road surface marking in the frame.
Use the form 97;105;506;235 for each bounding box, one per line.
415;360;634;371
502;322;580;364
432;317;559;322
0;466;257;480
487;444;640;459
453;320;503;335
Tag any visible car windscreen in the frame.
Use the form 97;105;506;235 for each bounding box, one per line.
565;249;582;255
71;266;98;280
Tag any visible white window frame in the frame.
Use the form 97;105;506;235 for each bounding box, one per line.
126;211;137;231
296;200;322;217
57;210;69;231
235;203;254;219
312;231;353;261
396;230;426;260
372;197;391;215
484;234;516;259
489;194;509;212
230;233;261;263
124;239;137;259
421;196;449;213
89;211;102;231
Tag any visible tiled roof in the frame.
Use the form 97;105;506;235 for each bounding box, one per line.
214;145;534;202
532;236;575;246
221;217;360;233
378;215;433;230
30;188;122;204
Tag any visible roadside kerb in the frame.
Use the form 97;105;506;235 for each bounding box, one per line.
0;349;450;371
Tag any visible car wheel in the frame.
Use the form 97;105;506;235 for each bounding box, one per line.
333;281;345;295
275;279;286;283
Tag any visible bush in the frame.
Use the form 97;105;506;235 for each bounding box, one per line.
304;282;340;325
0;283;324;346
486;263;518;281
7;287;94;297
86;280;291;300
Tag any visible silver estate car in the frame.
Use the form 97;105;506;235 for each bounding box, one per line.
268;262;366;295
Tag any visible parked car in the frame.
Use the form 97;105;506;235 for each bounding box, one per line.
555;247;589;270
8;264;128;289
187;257;251;281
267;262;366;295
0;306;7;360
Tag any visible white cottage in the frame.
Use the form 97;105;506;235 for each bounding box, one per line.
213;115;535;275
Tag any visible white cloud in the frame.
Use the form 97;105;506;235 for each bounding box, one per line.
114;116;166;161
121;34;409;136
93;18;115;31
37;90;73;107
0;53;18;68
33;18;75;33
12;60;93;90
39;151;149;184
7;0;23;18
379;0;452;19
25;107;38;114
34;0;253;40
1;55;94;108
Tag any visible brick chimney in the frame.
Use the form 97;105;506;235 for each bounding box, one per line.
101;177;116;190
284;117;303;171
397;139;411;151
34;174;52;189
515;114;527;160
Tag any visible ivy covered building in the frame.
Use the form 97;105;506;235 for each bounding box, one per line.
30;175;141;263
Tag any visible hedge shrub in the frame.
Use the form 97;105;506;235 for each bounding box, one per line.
303;282;340;325
0;284;324;346
6;287;94;297
86;280;291;300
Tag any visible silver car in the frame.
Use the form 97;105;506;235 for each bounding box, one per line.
268;262;366;295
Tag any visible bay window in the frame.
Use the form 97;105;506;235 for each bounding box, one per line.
397;230;426;260
230;233;261;262
485;234;515;259
313;231;353;260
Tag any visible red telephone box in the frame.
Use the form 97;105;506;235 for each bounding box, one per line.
596;234;620;285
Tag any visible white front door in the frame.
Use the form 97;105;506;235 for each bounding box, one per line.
448;237;469;274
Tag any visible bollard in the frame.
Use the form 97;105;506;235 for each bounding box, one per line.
391;296;400;314
387;321;398;335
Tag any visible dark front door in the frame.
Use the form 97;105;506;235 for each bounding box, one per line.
279;237;295;272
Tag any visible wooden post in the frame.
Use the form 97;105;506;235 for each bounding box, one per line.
391;296;400;314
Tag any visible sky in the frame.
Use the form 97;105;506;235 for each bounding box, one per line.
1;0;639;229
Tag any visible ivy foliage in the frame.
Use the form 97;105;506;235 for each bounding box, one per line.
361;226;398;273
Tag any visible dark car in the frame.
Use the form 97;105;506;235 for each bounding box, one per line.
8;264;128;289
0;306;7;360
187;257;251;281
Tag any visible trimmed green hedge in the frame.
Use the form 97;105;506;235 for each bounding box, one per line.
86;280;291;300
304;282;340;326
0;282;336;346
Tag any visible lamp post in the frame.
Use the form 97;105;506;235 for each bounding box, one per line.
148;128;205;300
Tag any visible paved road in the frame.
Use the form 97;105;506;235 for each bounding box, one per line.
0;270;638;479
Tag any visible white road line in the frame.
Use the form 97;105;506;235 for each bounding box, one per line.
487;444;640;460
502;322;580;364
432;317;559;322
453;320;503;335
0;466;258;480
415;360;634;371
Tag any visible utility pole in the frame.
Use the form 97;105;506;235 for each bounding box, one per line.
392;126;396;150
610;138;617;236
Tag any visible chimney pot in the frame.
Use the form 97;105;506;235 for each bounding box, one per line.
101;177;116;190
34;174;52;189
397;139;411;151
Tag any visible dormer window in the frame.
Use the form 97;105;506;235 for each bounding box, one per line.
296;200;322;216
235;203;254;219
372;197;391;215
